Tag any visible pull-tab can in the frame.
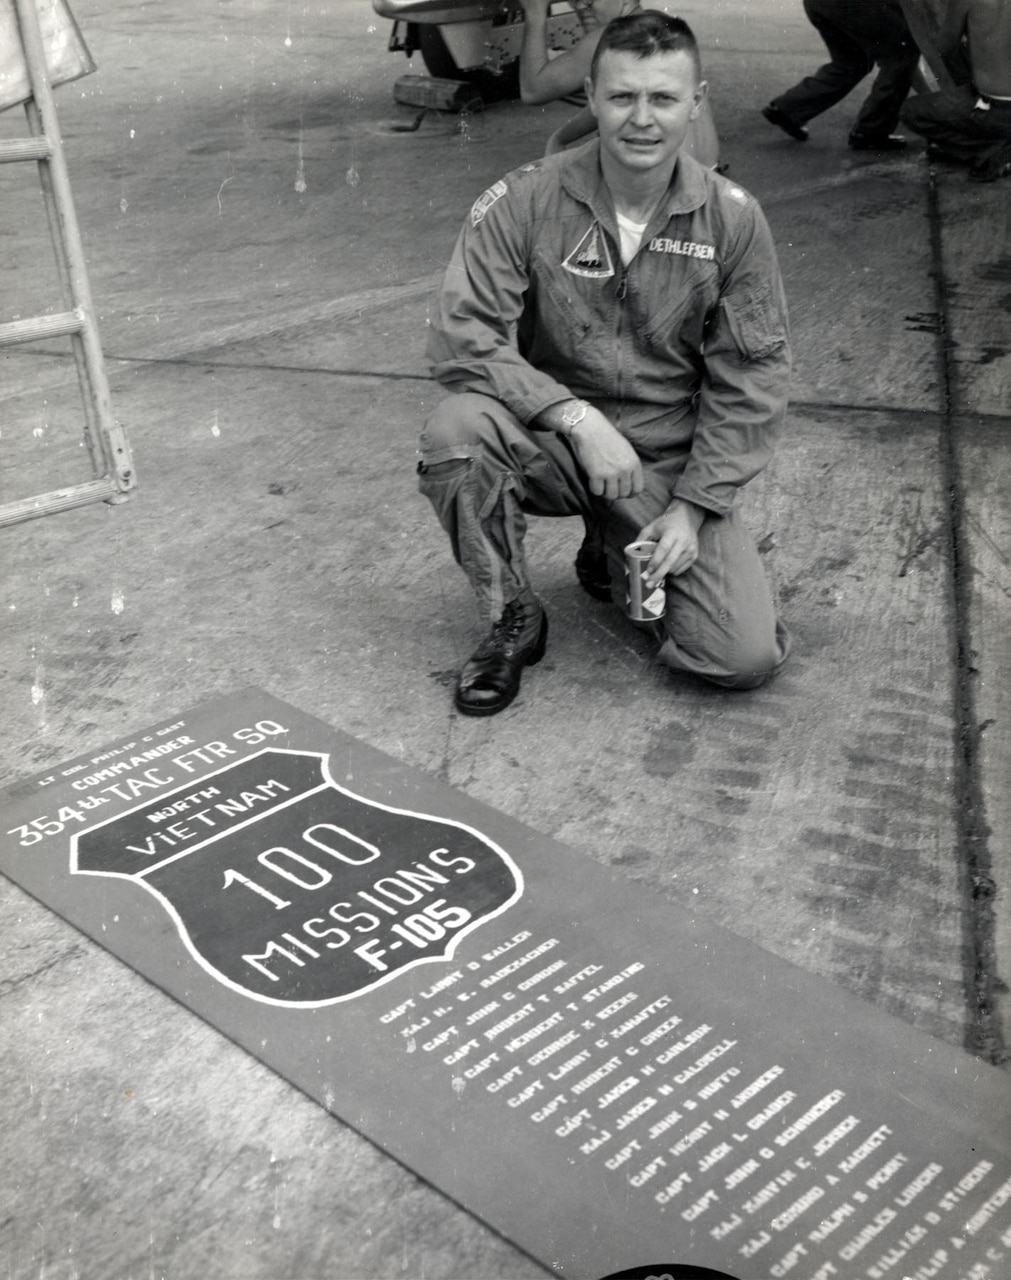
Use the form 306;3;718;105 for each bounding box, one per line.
624;540;666;621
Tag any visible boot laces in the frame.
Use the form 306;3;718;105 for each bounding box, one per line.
488;598;537;652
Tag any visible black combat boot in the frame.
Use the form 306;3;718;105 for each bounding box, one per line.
455;593;548;716
575;534;612;602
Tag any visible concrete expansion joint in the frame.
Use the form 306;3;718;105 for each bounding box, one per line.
923;170;1007;1069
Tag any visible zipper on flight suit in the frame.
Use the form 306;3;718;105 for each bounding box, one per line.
614;266;629;431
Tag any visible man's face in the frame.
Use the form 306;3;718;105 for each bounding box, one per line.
587;47;705;179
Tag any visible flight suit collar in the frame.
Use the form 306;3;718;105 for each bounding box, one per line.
560;140;710;234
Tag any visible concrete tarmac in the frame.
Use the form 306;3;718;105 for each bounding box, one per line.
1;1;1009;1277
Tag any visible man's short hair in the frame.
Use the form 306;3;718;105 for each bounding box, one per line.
589;10;702;84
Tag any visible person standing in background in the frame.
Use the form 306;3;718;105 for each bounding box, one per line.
762;0;920;152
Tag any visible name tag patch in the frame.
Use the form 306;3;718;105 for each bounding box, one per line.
648;237;716;262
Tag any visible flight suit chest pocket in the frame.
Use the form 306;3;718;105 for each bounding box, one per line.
531;247;604;334
637;274;715;353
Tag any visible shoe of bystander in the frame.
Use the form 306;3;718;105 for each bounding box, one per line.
762;104;809;141
848;132;908;151
969;140;1011;183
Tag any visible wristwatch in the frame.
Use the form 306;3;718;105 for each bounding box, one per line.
559;399;589;435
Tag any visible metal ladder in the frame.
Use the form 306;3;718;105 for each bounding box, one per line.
0;0;135;526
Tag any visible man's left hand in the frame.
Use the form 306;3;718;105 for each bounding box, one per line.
637;499;706;587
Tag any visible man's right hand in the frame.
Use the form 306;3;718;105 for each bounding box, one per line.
569;407;644;499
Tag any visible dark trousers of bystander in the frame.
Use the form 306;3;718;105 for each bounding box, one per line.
770;0;920;140
902;84;1011;166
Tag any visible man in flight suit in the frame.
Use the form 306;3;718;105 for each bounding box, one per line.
417;12;792;717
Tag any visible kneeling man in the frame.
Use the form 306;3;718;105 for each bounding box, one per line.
418;11;792;716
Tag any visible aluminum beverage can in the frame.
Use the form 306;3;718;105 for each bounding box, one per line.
624;540;666;621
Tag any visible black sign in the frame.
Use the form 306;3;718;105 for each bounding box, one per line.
71;745;521;1004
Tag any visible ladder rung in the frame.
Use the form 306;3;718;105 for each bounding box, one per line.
0;137;53;163
0;310;84;347
0;477;122;528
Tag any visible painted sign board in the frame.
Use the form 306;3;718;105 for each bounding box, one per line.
2;690;1010;1280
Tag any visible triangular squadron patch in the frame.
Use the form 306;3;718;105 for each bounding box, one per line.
562;222;615;279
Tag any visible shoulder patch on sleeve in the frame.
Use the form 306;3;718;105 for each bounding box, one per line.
470;180;508;226
727;185;747;202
